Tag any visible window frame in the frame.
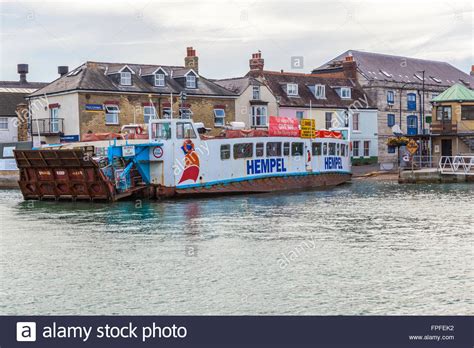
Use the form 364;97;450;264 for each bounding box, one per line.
179;107;193;119
251;105;268;127
176;122;197;139
220;144;231;160
0;117;8;130
143;105;157;124
387;90;394;104
325;112;333;129
387;113;396;127
104;104;120;125
461;105;474;120
120;71;132;85
407;93;417;111
252;85;260;100
340;87;351;99
155;73;165;87
363;141;370;157
291;142;304;156
233;143;253;159
352;113;359;131
213;108;226;127
267;142;282;157
353;141;360;157
256;142;264;157
436;106;452;121
186;74;197;88
315;84;326;99
312;142;321;156
286;83;298;96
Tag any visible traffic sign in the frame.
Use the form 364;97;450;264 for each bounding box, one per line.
406;139;418;155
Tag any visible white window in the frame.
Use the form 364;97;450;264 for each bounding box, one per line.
352;112;359;131
286;83;298;96
120;71;132;85
315;84;326;99
179;108;193;119
155;73;165;87
0;117;8;130
186;75;196;88
50;107;59;132
214;109;225;126
252;86;260;100
143;106;157;123
105;104;120;124
251;106;267;127
340;87;351;99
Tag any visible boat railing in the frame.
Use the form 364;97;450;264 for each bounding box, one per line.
438;155;474;175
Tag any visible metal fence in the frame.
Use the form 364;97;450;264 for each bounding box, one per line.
438;156;474;175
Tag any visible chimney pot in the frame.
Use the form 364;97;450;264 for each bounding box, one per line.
249;51;264;71
345;55;354;62
17;64;28;83
58;66;69;76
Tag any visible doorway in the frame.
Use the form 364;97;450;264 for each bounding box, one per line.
441;139;452;157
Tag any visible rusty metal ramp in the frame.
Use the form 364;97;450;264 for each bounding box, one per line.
14;149;115;201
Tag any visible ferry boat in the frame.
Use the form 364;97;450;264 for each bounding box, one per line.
14;118;351;201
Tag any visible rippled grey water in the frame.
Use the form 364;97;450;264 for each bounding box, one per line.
1;180;473;315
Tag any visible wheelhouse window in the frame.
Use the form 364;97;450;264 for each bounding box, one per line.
251;105;267;127
155;73;165;87
233;143;253;159
312;143;321;156
340;87;351;99
179;108;193;119
151;122;171;140
286;83;298;96
315;84;326;99
407;93;417;111
252;86;260;100
0;117;8;130
364;141;370;157
291;142;304;156
436;106;452;121
176;122;196;139
387;114;395;127
214;108;225;127
461;105;474;120
120;71;132;85
341;144;346;157
353;141;360;157
256;142;264;157
352;113;359;131
186;75;196;88
283;142;290;156
104;104;120;125
336;143;340;156
322;143;328;156
387;90;394;104
266;142;282;157
329;143;336;156
143;106;157;123
220;144;231;160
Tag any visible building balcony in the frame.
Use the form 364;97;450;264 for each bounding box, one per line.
31;118;64;136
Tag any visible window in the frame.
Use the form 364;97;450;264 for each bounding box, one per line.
352;113;359;131
151;122;171;140
143;106;157;123
341;144;346;157
266;142;282;157
251;106;267;127
162;108;172;119
179;108;193;119
283;142;290;156
340;87;351;99
286;83;298;96
353;141;360;157
296;111;304;122
325;112;333;129
50;107;59;132
322;143;328;156
176;122;196;139
329;143;336;156
155;73;165;87
436;106;452;121
120;71;132;85
461;106;474;120
388;146;396;154
336;143;340;156
233;143;253;159
363;141;370;157
387;90;394;104
186;75;196;88
291;142;304;156
315;84;326;99
407;93;417;111
214;109;225;126
0;117;8;130
220;144;231;160
256;142;264;157
105;104;120;124
387;114;395;127
252;86;260;100
312;143;321;156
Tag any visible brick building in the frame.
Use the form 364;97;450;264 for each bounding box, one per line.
312;50;474;164
28;47;237;144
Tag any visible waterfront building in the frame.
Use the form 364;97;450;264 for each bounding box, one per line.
430;83;474;162
312;50;474;164
27;47;237;144
245;52;379;164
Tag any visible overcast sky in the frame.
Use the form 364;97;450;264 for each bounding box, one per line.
0;0;472;83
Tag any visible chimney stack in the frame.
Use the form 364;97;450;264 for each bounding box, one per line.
17;64;29;83
470;65;474;76
58;66;69;77
249;51;264;71
342;55;357;79
184;47;199;72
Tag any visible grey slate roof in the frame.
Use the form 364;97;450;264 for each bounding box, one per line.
0;93;28;116
30;61;237;98
0;81;47;117
314;50;474;87
213;77;262;95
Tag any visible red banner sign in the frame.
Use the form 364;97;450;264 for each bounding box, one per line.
268;116;300;137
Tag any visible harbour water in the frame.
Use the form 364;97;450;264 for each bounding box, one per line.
1;180;473;315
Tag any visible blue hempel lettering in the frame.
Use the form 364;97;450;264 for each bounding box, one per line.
324;156;343;170
247;158;287;175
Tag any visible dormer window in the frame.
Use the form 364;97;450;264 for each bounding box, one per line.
155;73;165;87
340;87;351;99
314;84;326;99
186;75;196;88
120;71;132;85
287;83;298;96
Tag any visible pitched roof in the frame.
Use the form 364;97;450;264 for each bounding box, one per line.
315;50;474;87
213;77;262;95
249;70;376;109
0;81;48;93
0;93;27;116
30;61;237;98
432;83;474;102
0;80;47;116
